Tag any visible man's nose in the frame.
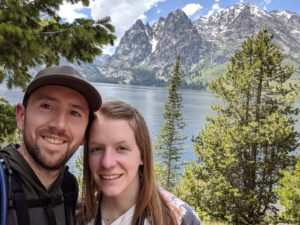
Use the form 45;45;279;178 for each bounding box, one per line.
48;109;68;130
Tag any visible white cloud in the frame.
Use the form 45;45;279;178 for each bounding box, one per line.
182;3;203;16
262;0;271;10
215;0;220;2
138;14;148;24
58;2;88;23
102;45;117;55
89;0;164;44
58;0;164;55
206;3;222;17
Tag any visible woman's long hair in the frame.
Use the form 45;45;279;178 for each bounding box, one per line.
77;100;177;225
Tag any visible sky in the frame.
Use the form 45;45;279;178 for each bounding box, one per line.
58;0;299;54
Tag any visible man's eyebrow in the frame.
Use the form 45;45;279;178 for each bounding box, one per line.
36;95;58;102
70;103;87;112
36;95;88;111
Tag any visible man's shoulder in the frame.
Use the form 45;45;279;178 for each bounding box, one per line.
0;143;18;152
0;144;20;158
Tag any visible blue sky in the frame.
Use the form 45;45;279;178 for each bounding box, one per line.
58;0;299;54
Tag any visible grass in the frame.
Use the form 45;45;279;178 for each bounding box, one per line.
202;222;227;225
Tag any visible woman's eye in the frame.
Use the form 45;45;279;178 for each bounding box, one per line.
118;146;128;151
90;147;104;153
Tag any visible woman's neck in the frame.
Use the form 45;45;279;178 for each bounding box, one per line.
101;183;140;224
101;194;137;224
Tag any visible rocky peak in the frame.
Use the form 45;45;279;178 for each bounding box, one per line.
152;9;192;38
270;10;300;25
132;19;145;30
152;17;166;36
167;9;189;22
270;10;297;19
206;3;268;29
97;3;300;87
110;19;152;67
145;9;207;76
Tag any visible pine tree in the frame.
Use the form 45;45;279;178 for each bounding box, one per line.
155;56;186;191
0;0;116;90
177;30;300;224
276;155;300;224
0;97;17;146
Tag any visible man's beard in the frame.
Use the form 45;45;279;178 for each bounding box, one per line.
23;132;70;171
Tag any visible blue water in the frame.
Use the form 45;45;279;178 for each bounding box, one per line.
1;82;299;174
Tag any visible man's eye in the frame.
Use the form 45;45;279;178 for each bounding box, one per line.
40;103;50;109
71;111;81;117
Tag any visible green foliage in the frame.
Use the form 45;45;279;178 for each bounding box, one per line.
0;0;116;90
155;56;186;191
201;62;229;85
174;162;211;221
75;152;84;198
0;97;17;143
276;155;300;224
129;67;165;86
202;222;229;225
178;30;300;225
153;162;165;186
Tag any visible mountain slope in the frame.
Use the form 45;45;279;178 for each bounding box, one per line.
95;3;300;88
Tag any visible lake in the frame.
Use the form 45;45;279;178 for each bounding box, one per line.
1;82;299;174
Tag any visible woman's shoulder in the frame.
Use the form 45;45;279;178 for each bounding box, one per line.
159;189;201;225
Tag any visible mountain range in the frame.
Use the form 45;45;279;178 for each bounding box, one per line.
78;2;300;89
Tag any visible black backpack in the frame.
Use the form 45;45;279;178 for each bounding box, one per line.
0;152;78;225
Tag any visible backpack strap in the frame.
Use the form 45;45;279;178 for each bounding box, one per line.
10;172;30;225
61;167;79;225
9;171;72;225
0;149;33;225
11;172;60;225
0;156;8;225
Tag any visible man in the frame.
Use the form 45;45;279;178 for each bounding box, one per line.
0;65;101;225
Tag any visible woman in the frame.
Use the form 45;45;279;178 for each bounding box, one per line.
77;100;201;225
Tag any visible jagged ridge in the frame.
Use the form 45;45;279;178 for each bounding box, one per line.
94;3;300;88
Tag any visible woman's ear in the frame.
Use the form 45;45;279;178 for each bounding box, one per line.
139;157;143;166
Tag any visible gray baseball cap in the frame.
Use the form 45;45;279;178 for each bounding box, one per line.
23;65;102;112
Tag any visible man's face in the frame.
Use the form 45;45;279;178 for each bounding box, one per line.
16;85;90;171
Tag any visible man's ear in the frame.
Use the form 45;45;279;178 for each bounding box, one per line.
16;103;26;132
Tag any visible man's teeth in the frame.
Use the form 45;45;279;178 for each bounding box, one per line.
44;136;64;144
101;174;121;180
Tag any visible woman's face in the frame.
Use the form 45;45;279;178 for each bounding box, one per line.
88;114;143;200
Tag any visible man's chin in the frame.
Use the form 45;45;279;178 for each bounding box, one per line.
35;155;69;171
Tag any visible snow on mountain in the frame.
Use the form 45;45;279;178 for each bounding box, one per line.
93;2;300;87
